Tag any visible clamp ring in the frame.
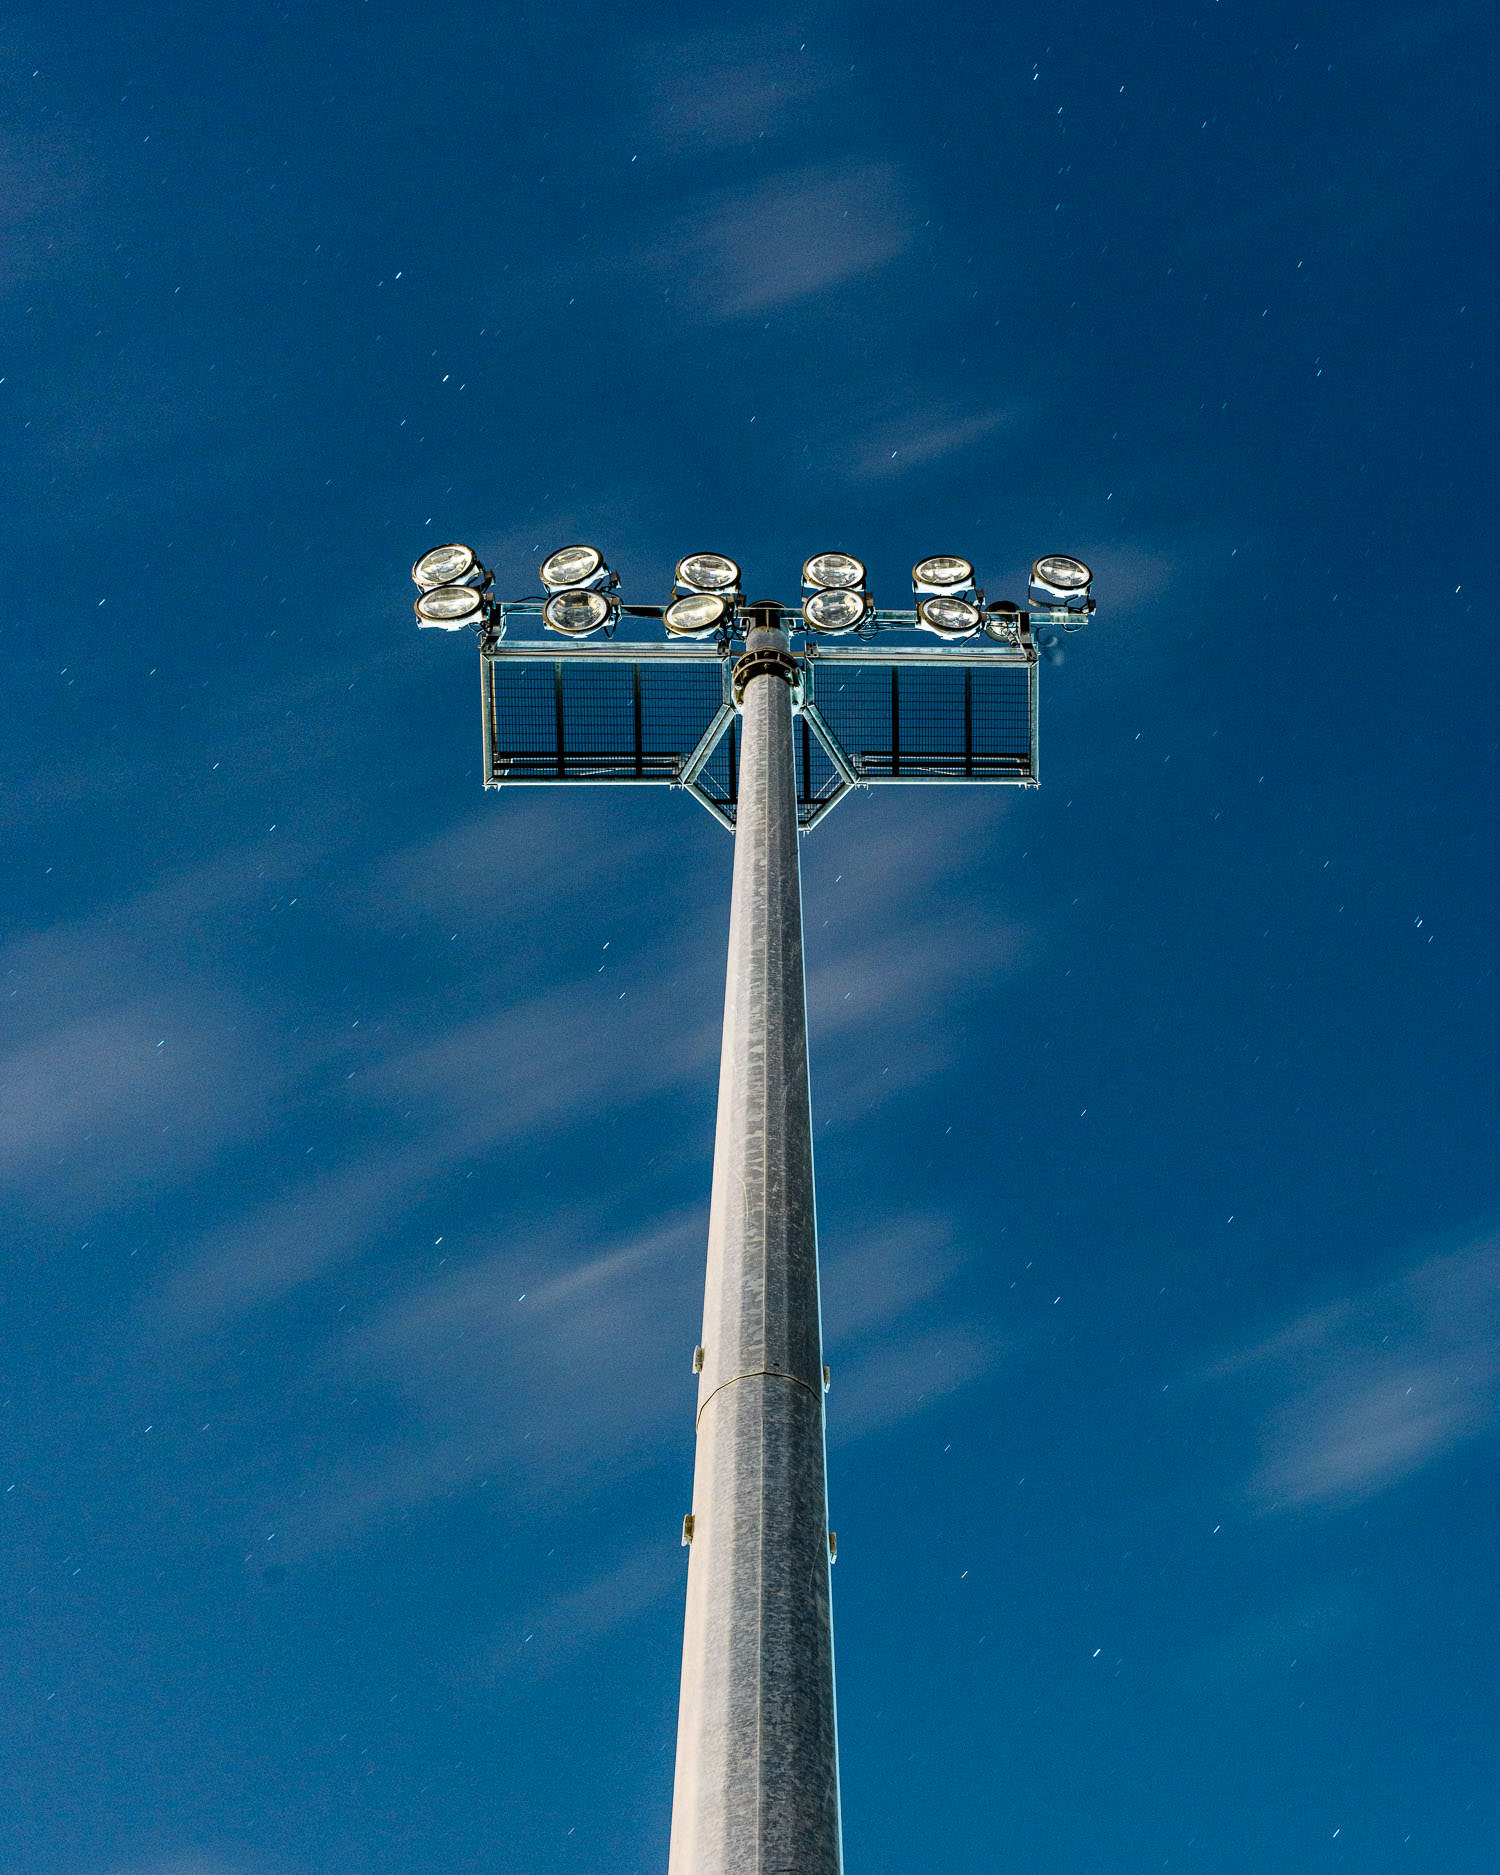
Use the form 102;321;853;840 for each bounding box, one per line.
732;646;800;704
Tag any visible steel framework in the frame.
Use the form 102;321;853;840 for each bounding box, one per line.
420;570;1094;1873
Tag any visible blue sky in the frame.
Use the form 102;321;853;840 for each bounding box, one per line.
3;2;1498;1872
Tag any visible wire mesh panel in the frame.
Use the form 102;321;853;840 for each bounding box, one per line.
810;661;1033;781
482;647;1035;821
485;656;725;783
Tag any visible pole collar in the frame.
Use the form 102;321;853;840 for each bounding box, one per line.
732;644;800;704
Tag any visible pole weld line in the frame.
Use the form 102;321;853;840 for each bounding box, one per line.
695;1368;822;1429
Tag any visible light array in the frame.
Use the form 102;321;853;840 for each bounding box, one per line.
411;543;1095;638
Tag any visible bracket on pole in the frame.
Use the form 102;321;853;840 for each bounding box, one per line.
731;644;801;704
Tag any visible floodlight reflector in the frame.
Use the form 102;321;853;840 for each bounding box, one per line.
543;588;612;636
916;595;981;637
803;588;867;634
413;543;481;590
1029;554;1092;611
415;584;485;628
803;552;866;590
1034;554;1090;590
913;555;974;590
676;553;740;592
665;593;730;637
540;544;605;591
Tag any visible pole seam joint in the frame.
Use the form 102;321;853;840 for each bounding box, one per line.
695;1367;823;1429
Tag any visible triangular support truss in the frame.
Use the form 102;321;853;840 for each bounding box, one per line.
678;660;854;832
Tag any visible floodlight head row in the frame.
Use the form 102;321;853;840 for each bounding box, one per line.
412;541;1093;637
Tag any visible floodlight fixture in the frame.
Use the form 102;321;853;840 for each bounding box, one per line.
802;587;868;634
543;588;614;636
415;583;487;629
665;592;731;638
1029;554;1092;610
676;552;741;594
802;552;866;591
916;594;982;638
540;544;610;593
912;554;975;595
413;542;486;591
982;600;1023;643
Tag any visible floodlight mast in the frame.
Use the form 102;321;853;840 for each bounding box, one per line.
670;607;840;1875
414;539;1097;1872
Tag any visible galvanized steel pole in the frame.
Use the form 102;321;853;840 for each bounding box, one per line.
667;616;843;1875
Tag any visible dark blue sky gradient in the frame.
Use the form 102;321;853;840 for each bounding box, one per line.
4;4;1498;1873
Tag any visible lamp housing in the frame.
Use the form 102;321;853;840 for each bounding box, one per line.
664;592;731;638
540;544;612;594
802;588;868;635
912;555;976;598
413;543;488;592
916;595;982;639
543;588;614;637
415;584;487;630
802;552;866;592
675;552;740;595
1028;554;1092;611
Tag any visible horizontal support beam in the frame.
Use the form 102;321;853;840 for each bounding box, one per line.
484;640;1033;668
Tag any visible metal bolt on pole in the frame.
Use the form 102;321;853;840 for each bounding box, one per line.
668;615;842;1875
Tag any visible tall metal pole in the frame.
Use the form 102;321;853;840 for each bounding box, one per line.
667;616;843;1875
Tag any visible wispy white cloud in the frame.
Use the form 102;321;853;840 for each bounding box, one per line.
1180;1589;1363;1690
0;841;323;1220
634;25;835;154
802;792;1027;1111
360;795;604;925
148;1143;446;1336
277;1213;704;1549
821;1212;1006;1441
84;1859;262;1875
0;104;91;298
830;1323;1002;1442
821;1213;964;1345
846;406;1018;481
497;1542;683;1678
657;163;912;318
1210;1235;1500;1510
122;784;1029;1557
1069;543;1176;618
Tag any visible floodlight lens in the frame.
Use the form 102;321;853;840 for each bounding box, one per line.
803;552;866;590
676;552;740;592
413;542;479;590
803;588;867;633
1033;554;1091;591
664;593;729;636
913;555;974;589
917;595;981;636
543;588;611;636
415;584;484;626
540;544;604;588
